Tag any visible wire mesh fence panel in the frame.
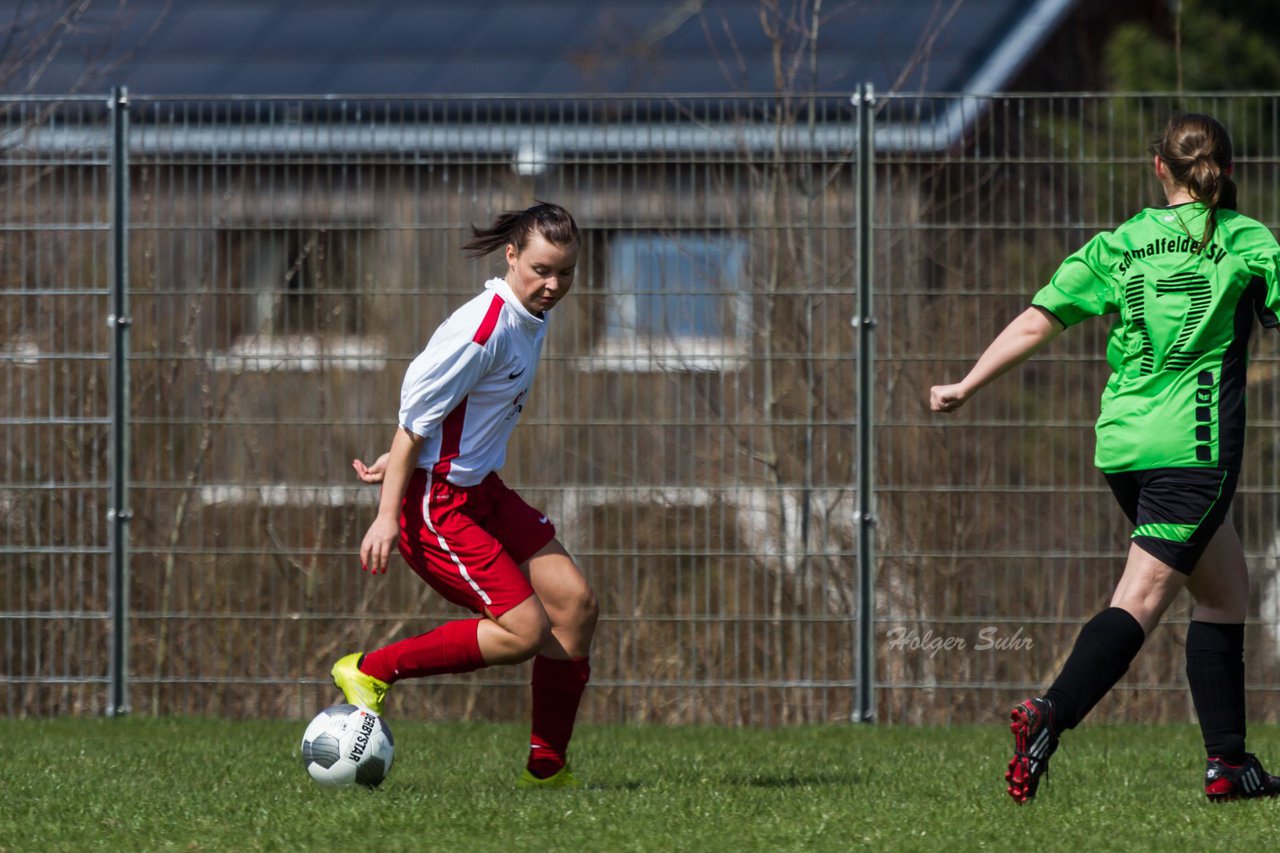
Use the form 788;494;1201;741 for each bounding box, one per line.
881;92;1280;725
531;97;863;725
5;92;1280;725
115;95;862;724
0;97;114;715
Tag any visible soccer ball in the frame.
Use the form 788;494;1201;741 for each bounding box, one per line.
300;704;394;788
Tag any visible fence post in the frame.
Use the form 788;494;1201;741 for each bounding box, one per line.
853;82;877;723
107;86;132;717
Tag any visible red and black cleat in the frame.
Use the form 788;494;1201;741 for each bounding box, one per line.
1006;697;1059;804
1204;754;1280;802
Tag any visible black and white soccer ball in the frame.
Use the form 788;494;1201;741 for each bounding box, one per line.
300;704;394;788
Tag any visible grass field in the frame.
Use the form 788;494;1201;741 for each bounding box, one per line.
1;717;1276;851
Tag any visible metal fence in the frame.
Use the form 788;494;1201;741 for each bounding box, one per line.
3;91;1279;726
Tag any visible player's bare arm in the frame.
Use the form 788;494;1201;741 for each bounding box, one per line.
930;306;1063;413
359;427;423;573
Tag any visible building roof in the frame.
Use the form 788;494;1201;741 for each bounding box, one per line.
3;0;1078;98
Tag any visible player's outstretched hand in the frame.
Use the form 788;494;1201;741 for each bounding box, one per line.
930;383;969;413
352;453;390;484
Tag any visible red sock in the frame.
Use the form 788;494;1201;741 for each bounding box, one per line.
527;655;591;778
359;618;486;683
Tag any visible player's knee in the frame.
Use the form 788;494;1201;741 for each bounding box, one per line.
577;585;600;635
553;579;598;637
495;597;552;661
513;608;553;661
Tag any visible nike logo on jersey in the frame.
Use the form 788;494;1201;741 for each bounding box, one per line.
508;368;526;380
537;516;549;524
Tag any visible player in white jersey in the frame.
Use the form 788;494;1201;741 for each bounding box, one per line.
330;202;597;788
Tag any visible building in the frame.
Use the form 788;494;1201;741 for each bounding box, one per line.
4;0;1210;725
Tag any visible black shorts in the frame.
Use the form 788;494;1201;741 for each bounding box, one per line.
1104;467;1237;574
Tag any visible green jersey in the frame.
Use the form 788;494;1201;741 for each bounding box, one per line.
1032;203;1280;473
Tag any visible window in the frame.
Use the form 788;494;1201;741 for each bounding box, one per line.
593;233;750;372
252;229;361;336
209;228;386;373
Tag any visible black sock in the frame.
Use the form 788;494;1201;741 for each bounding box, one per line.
1186;620;1247;763
1044;607;1146;733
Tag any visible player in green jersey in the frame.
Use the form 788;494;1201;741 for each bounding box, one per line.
931;113;1280;803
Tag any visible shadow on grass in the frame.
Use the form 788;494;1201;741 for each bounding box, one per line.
737;770;864;788
574;771;864;791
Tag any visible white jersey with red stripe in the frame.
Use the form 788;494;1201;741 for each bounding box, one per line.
399;277;547;486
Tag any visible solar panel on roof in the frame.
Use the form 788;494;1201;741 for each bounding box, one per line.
0;0;1066;97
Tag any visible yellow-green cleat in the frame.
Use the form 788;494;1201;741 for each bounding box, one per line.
517;765;584;789
330;652;390;715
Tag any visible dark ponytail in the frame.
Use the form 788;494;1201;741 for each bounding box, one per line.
461;201;580;259
1149;113;1236;252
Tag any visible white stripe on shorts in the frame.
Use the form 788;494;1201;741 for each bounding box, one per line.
422;471;492;606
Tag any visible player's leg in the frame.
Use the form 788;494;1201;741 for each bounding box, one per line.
1040;542;1179;732
479;475;597;786
518;539;597;784
1049;467;1228;727
479;594;553;663
1185;520;1249;623
1107;543;1188;632
1008;468;1215;803
483;478;595;657
335;593;549;713
1184;522;1280;799
526;538;598;659
333;471;541;712
1006;542;1162;803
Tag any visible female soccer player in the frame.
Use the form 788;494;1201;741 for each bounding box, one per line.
930;113;1280;803
331;201;598;788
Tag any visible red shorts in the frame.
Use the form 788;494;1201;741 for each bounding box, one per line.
397;469;555;617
